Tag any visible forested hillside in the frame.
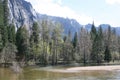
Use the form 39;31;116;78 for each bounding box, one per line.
0;0;120;68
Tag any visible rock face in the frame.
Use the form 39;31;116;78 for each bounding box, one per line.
7;0;120;35
8;0;38;29
7;0;82;34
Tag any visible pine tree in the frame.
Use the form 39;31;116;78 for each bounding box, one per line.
3;0;9;26
67;30;74;61
90;22;97;41
96;26;104;63
51;23;63;65
107;26;112;47
30;22;40;61
16;26;30;61
118;36;120;61
8;24;16;44
41;20;50;65
63;30;73;63
31;22;39;45
0;0;4;25
0;25;3;51
73;32;78;48
0;0;9;46
104;46;111;63
110;28;118;62
1;25;8;46
90;22;97;63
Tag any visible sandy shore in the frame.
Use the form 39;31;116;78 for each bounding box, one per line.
67;65;120;71
51;65;120;73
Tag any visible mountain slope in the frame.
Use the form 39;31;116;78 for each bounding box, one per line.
5;0;120;35
7;0;82;34
38;14;82;36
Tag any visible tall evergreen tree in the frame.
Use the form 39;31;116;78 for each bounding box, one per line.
1;25;8;46
63;30;73;63
30;22;40;61
0;0;4;25
90;22;97;62
96;26;104;63
73;32;78;48
90;22;97;41
3;0;9;26
0;25;3;51
30;22;40;45
110;28;118;62
41;20;50;65
118;36;120;61
104;46;111;63
51;23;63;65
8;24;16;44
0;0;9;46
16;26;30;61
107;26;112;47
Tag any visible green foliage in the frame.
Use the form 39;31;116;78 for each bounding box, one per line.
1;25;8;46
90;25;104;63
90;22;97;62
0;43;17;63
0;33;3;51
51;23;63;65
96;26;104;63
1;0;119;66
72;32;78;48
0;8;118;67
0;25;3;51
16;26;30;60
0;0;4;26
63;30;74;63
107;26;112;46
8;24;16;44
41;20;50;65
30;22;40;61
30;22;40;44
3;0;9;26
0;0;8;46
90;22;97;41
90;36;98;62
104;46;111;63
0;0;9;47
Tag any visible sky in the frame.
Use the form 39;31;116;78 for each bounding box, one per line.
26;0;120;27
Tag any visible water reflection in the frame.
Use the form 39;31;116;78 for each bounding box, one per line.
0;67;120;80
0;68;21;80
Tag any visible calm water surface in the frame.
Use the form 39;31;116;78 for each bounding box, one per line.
0;66;120;80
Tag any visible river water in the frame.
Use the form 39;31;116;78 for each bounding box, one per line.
0;66;120;80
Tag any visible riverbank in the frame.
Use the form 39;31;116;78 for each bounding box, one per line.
67;65;120;71
51;65;120;73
